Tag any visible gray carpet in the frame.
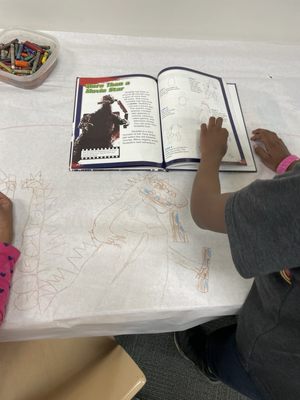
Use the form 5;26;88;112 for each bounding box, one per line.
116;318;250;400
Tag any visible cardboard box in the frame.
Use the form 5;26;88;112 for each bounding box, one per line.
0;336;146;400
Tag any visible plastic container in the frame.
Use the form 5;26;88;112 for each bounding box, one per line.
0;27;59;89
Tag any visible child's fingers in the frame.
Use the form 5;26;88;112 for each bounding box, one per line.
208;116;216;130
0;192;10;201
252;128;277;136
0;193;12;209
201;123;208;135
251;129;278;142
216;117;223;128
221;128;229;138
254;144;271;162
251;132;280;151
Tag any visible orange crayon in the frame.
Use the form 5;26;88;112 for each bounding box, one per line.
15;60;29;68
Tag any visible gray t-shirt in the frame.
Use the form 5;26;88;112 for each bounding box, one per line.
225;164;300;400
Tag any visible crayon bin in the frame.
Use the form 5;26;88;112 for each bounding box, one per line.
0;27;59;89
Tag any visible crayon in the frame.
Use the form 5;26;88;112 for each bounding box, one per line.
0;38;53;77
10;44;15;69
41;51;49;64
0;61;13;73
0;39;18;50
13;69;32;75
31;51;40;73
16;43;23;59
23;41;44;54
0;49;7;59
24;54;34;61
15;60;29;68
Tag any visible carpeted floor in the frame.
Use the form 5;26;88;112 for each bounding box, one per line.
116;318;250;400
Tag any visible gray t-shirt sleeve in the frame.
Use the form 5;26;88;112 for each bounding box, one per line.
225;164;300;278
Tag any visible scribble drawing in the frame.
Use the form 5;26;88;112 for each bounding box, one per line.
0;169;16;198
65;175;190;305
196;247;211;292
18;173;48;275
10;173;209;314
169;210;188;242
169;246;211;292
11;172;74;312
89;174;189;248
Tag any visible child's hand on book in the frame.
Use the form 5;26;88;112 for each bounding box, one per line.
251;129;291;171
200;117;228;163
0;192;13;244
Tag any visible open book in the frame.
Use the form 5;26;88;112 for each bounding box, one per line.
70;67;256;172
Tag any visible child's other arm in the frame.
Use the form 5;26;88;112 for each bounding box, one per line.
0;243;20;324
251;129;300;172
0;193;20;325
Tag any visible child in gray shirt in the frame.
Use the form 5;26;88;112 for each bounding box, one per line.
175;118;300;400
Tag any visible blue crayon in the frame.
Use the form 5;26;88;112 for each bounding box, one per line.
16;43;23;59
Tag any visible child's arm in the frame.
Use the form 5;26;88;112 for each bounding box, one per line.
0;193;20;325
190;117;233;233
0;243;20;323
190;121;300;234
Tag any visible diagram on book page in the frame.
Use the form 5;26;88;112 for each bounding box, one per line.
167;122;183;144
177;91;189;108
8;172;213;314
158;69;241;163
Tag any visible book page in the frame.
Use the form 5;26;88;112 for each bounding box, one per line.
158;68;243;164
70;75;162;169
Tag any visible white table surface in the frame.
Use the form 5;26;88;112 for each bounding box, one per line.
0;31;300;341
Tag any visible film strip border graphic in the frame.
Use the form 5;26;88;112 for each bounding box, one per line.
81;146;120;160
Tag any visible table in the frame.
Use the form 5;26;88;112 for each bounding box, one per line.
1;31;300;341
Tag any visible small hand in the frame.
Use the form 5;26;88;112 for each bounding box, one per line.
0;192;13;244
200;117;229;163
251;129;290;171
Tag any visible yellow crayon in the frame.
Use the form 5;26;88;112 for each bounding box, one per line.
0;61;13;73
41;51;49;64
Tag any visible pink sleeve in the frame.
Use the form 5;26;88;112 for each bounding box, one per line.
0;242;21;325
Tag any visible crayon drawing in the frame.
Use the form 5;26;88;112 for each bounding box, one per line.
11;173;71;312
9;173;211;315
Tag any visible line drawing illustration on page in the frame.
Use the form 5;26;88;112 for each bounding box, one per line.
178;91;189;108
167;77;177;88
167;123;182;143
